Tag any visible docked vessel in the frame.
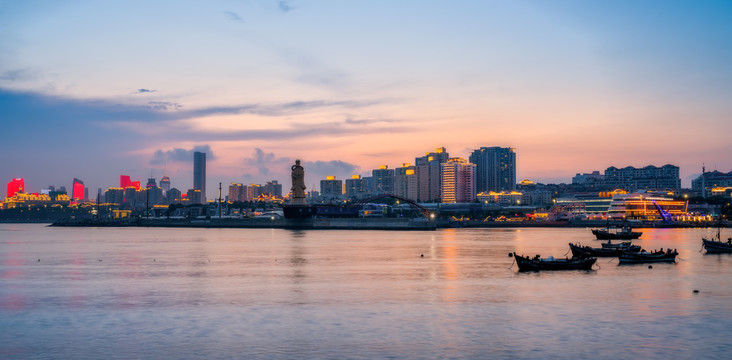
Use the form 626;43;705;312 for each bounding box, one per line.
511;252;596;271
618;249;677;264
702;228;732;254
569;242;641;257
600;240;638;249
592;224;642;240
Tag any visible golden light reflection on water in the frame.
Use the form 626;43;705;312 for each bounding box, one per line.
441;229;459;281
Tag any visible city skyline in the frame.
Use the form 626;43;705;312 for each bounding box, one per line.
2;1;731;197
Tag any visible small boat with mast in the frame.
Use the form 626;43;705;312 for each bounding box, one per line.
569;242;641;258
592;222;642;240
702;226;732;254
618;248;678;264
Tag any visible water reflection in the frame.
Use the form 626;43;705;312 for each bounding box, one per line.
2;224;732;359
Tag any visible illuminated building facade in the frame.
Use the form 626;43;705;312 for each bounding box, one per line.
6;178;24;198
320;176;343;198
441;158;476;203
607;191;688;220
193;151;206;203
371;165;394;194
71;178;85;203
555;189;628;215
469;146;516;193
415;147;449;202
120;175;141;190
2;192;67;209
478;191;526;206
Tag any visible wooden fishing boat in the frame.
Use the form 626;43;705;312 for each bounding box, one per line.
617;249;677;264
511;252;596;271
600;240;638;249
569;242;640;258
702;228;732;254
592;224;642;240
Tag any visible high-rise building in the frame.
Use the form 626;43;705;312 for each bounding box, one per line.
415;147;449;202
146;178;157;188
193;151;206;203
604;164;680;190
167;188;182;203
692;169;732;197
123;187;137;208
187;189;202;204
160;175;171;195
120;175;141;190
104;188;124;205
6;178;24;198
394;163;418;201
320;176;343;198
145;186;163;206
248;184;263;199
72;178;85;203
345;175;370;199
228;183;248;202
441;158;476;203
371;165;394;194
469;147;516;193
264;180;283;197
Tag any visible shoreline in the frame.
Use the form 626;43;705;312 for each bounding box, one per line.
18;218;729;230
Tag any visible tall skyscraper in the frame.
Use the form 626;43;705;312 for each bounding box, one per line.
193;151;206;203
160;175;171;196
441;158;476;203
72;178;85;203
469;147;516;193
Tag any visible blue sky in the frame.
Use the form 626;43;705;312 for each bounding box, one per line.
1;0;731;198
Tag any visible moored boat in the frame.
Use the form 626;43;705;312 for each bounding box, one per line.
702;228;732;254
511;252;596;271
600;240;638;250
592;224;642;240
618;248;677;264
569;242;641;258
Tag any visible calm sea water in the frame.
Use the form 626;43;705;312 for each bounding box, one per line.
2;224;732;359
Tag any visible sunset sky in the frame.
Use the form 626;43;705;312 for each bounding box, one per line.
2;0;731;198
